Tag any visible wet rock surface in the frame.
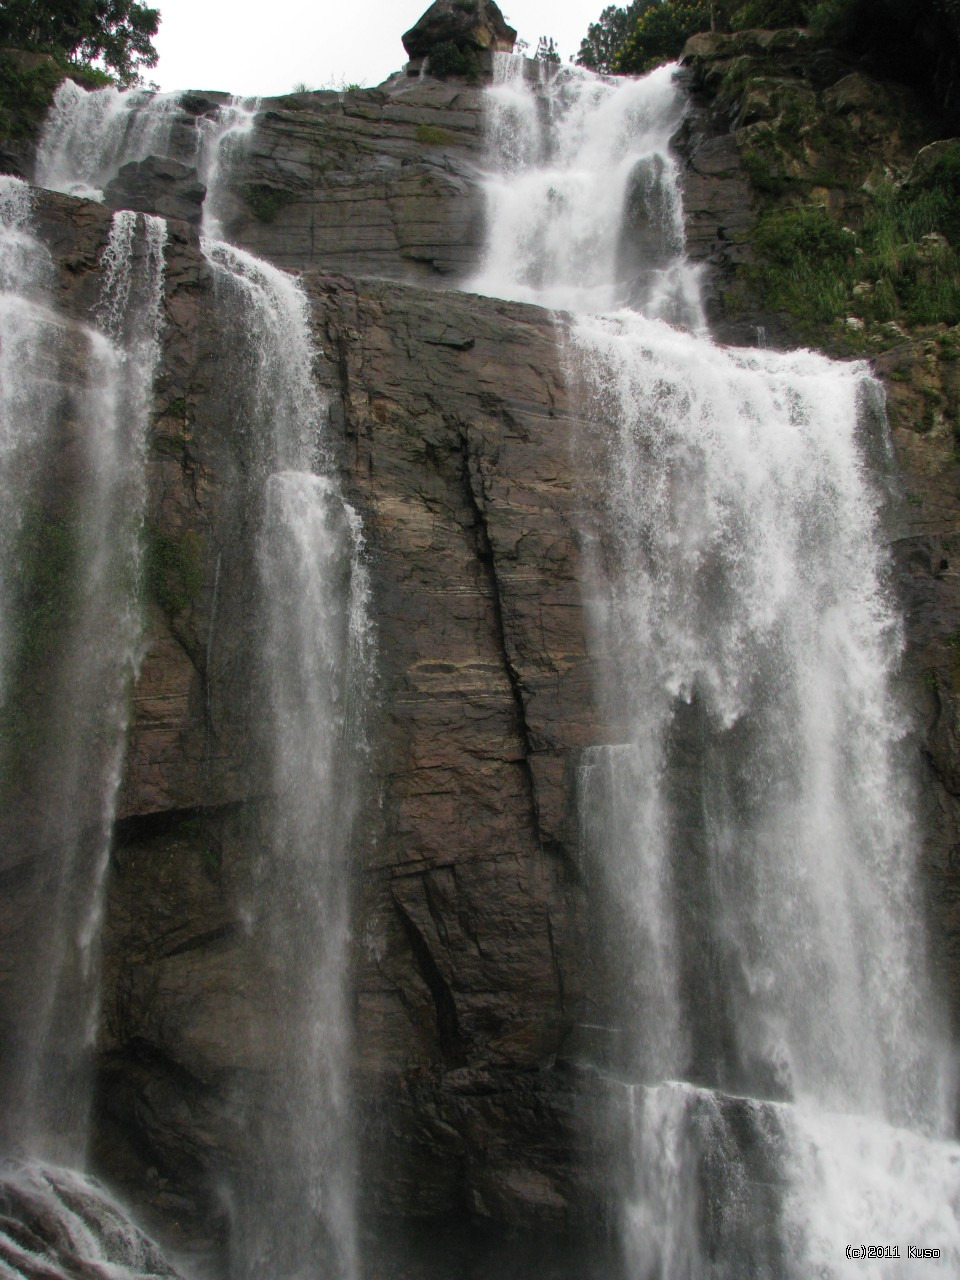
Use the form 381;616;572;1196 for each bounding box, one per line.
104;156;206;226
401;0;517;61
0;1162;182;1279
213;79;487;280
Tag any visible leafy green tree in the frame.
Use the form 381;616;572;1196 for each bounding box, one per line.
535;35;561;63
613;1;718;73
576;2;657;73
0;0;160;84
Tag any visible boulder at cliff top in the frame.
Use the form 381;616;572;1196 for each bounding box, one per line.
402;0;516;59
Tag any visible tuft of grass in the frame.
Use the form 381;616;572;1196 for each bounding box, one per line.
415;123;457;147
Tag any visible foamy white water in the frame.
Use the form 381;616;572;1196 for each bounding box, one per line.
472;56;703;323
35;80;183;200
35;79;259;239
202;239;370;1280
0;190;166;1163
474;54;960;1276
198;97;259;237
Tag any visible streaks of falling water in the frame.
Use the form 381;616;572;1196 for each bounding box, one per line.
34;79;184;200
475;54;960;1277
201;237;371;1280
0;186;166;1164
34;78;259;242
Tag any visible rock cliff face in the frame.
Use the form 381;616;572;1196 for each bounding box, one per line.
211;79;486;281
7;27;960;1277
17;184;616;1271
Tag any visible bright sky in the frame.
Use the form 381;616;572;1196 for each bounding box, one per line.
151;0;603;95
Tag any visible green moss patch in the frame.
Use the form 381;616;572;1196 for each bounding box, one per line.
415;123;458;147
242;184;297;223
145;526;204;617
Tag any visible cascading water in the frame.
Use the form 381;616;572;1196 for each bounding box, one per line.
196;98;259;238
35;79;259;238
200;239;369;1280
0;175;165;1173
474;54;960;1276
29;75;370;1280
34;79;184;201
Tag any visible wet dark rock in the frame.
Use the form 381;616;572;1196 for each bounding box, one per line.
0;1162;182;1279
401;0;517;61
206;79;486;280
103;156;206;226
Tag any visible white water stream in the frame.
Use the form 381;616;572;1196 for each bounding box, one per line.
14;74;369;1280
474;55;960;1276
201;238;369;1279
35;80;259;237
0;181;165;1166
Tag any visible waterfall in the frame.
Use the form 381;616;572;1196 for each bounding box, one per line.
474;55;960;1275
30;74;370;1277
35;79;259;238
34;79;184;200
197;97;259;237
201;239;369;1280
0;181;166;1163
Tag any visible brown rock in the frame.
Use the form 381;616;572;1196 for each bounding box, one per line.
401;0;517;60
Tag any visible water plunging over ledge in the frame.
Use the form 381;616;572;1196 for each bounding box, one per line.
9;80;372;1280
34;79;259;237
472;53;960;1276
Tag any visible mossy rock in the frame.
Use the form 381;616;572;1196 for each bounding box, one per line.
242;183;297;223
415;123;458;147
145;525;205;617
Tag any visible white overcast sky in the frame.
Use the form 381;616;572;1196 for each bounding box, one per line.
151;1;603;95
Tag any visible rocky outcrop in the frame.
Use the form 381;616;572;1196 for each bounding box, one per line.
674;27;940;345
402;0;517;76
0;1162;182;1279
104;156;205;226
205;79;485;281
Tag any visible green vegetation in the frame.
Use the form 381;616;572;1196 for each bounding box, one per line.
426;39;481;80
242;184;296;223
577;2;658;73
576;0;960;119
0;51;64;142
748;148;960;342
534;36;562;64
145;525;204;617
615;2;725;73
415;123;457;146
0;0;160;85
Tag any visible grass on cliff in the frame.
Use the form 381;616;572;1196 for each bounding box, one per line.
751;147;960;343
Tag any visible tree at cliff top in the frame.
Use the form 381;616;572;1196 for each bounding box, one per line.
595;0;960;97
611;0;809;73
576;2;656;73
0;0;160;84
